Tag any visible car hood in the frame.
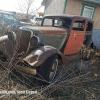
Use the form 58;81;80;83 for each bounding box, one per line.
25;26;67;34
20;21;32;26
25;26;68;50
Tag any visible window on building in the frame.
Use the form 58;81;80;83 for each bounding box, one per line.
81;4;96;19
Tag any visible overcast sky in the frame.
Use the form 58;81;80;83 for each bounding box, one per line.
0;0;44;13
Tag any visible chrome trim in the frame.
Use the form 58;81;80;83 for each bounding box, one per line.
30;35;41;47
19;27;33;37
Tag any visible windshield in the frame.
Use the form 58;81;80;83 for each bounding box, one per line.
42;17;72;28
3;14;18;22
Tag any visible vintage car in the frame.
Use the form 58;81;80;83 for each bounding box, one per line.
31;17;43;26
0;11;32;33
0;15;93;85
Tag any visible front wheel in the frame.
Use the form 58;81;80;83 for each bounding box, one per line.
37;55;58;85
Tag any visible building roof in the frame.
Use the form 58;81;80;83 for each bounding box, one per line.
83;0;100;5
41;0;48;6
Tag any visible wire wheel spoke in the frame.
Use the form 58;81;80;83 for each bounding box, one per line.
49;60;58;81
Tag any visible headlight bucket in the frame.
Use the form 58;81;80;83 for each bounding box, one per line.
30;35;40;48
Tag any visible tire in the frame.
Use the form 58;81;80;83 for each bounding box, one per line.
37;55;58;85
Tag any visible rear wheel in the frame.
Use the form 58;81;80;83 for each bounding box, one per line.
37;55;58;85
82;45;91;60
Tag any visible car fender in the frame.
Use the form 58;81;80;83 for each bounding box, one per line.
84;38;93;47
23;46;67;68
0;35;13;57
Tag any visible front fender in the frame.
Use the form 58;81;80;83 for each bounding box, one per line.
23;46;66;68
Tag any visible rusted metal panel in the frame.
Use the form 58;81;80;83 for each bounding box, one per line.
0;60;36;75
26;26;67;34
25;26;68;50
38;34;67;50
64;19;87;55
23;46;81;68
15;65;36;75
24;46;64;67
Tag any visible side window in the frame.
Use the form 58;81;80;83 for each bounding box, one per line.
54;18;71;28
3;14;17;22
54;18;63;27
72;20;85;31
43;18;53;26
62;18;71;28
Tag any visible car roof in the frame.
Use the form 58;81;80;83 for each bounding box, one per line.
0;11;14;15
44;14;93;23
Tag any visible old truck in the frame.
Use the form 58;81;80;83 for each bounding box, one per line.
0;15;93;85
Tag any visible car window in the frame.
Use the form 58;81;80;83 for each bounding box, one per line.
54;18;63;27
43;17;71;28
59;18;71;28
72;20;85;31
43;18;53;26
3;14;17;22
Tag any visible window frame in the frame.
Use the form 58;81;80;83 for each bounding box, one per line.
81;4;97;19
72;19;86;32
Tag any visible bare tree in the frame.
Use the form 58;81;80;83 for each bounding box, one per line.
17;0;41;19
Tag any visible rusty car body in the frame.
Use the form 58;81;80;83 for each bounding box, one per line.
0;14;93;85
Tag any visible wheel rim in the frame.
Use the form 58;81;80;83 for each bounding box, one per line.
49;59;58;83
82;45;91;59
87;49;91;58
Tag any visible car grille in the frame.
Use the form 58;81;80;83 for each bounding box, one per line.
12;29;32;63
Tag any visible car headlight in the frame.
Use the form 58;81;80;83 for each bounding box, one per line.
30;35;40;48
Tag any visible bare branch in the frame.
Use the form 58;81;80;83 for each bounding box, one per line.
17;0;36;18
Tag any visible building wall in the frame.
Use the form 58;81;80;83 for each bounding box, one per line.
92;29;100;49
93;4;100;30
65;0;82;16
65;0;100;30
44;0;65;15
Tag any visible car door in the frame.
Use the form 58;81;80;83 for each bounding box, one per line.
64;19;87;55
